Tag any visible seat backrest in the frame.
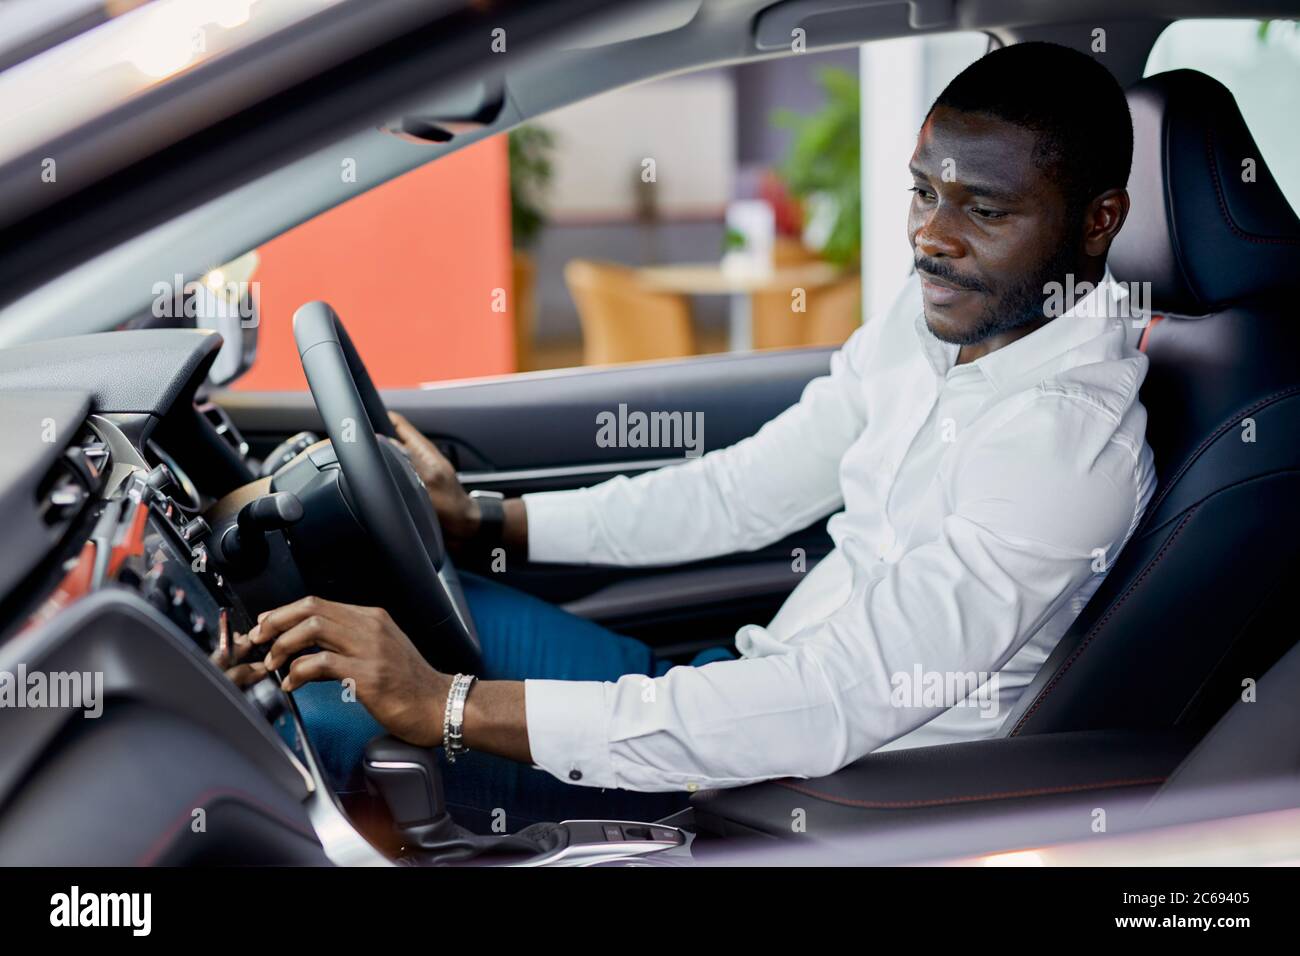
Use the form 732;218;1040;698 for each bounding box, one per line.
1004;70;1300;739
563;258;695;365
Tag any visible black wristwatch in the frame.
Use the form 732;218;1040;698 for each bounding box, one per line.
468;489;506;554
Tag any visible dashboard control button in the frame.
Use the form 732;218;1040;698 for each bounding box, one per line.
245;678;286;722
259;430;321;478
143;462;178;498
145;587;169;615
179;516;211;544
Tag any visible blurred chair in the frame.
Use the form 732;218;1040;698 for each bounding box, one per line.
751;237;818;349
564;259;695;365
805;274;863;347
751;237;862;349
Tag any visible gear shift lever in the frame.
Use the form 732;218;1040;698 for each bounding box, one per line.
362;736;459;849
362;736;569;864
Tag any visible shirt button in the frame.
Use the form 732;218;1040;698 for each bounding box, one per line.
569;769;583;781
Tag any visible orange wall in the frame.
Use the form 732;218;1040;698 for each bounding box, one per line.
232;135;514;391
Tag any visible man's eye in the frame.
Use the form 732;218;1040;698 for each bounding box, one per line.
972;206;1007;220
908;186;934;201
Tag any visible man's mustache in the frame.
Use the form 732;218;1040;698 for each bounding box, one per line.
915;257;991;294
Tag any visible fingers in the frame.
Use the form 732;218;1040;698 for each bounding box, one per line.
262;613;354;670
225;661;269;689
388;411;419;444
212;629;253;669
250;595;344;647
210;630;270;688
281;651;347;693
389;413;446;466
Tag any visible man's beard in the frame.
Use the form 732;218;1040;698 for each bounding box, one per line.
919;240;1079;347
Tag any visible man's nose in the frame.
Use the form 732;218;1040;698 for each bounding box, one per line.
912;205;964;259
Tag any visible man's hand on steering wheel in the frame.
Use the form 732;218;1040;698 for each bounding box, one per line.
388;409;529;559
388;411;480;546
250;595;450;748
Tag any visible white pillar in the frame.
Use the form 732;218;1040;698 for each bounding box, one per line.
860;37;926;323
860;35;988;322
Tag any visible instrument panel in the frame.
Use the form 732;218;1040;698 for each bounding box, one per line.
25;457;254;662
125;469;256;660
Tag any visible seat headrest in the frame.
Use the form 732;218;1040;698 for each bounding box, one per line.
1110;69;1300;316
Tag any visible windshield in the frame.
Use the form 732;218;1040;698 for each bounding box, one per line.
0;0;344;169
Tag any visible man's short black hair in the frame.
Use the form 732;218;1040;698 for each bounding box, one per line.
927;41;1133;218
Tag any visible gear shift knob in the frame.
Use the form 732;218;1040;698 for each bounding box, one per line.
363;735;452;831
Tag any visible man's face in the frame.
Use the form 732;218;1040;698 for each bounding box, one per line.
907;106;1078;347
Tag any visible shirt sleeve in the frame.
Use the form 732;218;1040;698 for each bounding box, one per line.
522;323;877;567
524;393;1147;791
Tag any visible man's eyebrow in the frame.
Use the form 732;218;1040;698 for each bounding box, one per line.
908;164;1021;203
962;179;1021;203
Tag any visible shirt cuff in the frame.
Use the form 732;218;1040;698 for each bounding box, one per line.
520;489;594;564
524;678;614;788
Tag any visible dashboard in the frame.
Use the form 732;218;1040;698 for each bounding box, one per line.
0;326;703;867
7;393;256;667
0;328;386;866
21;449;254;664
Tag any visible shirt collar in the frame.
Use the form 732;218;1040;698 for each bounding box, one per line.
913;268;1124;393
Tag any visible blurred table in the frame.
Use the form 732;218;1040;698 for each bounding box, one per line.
638;260;844;351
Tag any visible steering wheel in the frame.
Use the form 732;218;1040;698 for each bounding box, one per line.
292;301;482;673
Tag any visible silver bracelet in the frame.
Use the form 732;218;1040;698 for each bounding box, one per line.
442;673;477;763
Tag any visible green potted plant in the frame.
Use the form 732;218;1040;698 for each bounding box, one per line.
507;124;555;371
771;66;861;268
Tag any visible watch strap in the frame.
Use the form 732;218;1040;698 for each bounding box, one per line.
468;490;506;553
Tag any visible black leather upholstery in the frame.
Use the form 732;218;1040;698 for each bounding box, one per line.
691;730;1190;839
1005;70;1300;737
1111;70;1300;314
693;70;1300;836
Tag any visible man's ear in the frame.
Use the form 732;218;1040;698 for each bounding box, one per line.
1082;188;1129;257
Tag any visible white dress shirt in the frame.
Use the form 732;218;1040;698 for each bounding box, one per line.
521;271;1156;792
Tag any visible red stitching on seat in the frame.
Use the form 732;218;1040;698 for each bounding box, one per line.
772;775;1167;809
1008;506;1198;736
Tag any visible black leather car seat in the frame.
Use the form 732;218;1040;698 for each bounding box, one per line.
1002;69;1300;738
691;69;1300;838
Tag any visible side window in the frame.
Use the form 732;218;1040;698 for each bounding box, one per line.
227;50;869;391
1145;18;1300;214
223;37;984;391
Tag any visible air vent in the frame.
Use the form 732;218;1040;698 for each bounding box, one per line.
74;426;111;480
197;400;249;458
35;427;110;528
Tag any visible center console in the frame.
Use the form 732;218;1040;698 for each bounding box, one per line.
362;736;691;866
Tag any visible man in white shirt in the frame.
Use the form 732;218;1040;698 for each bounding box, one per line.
239;42;1156;829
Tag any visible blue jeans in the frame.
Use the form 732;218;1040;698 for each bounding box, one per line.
293;571;734;834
